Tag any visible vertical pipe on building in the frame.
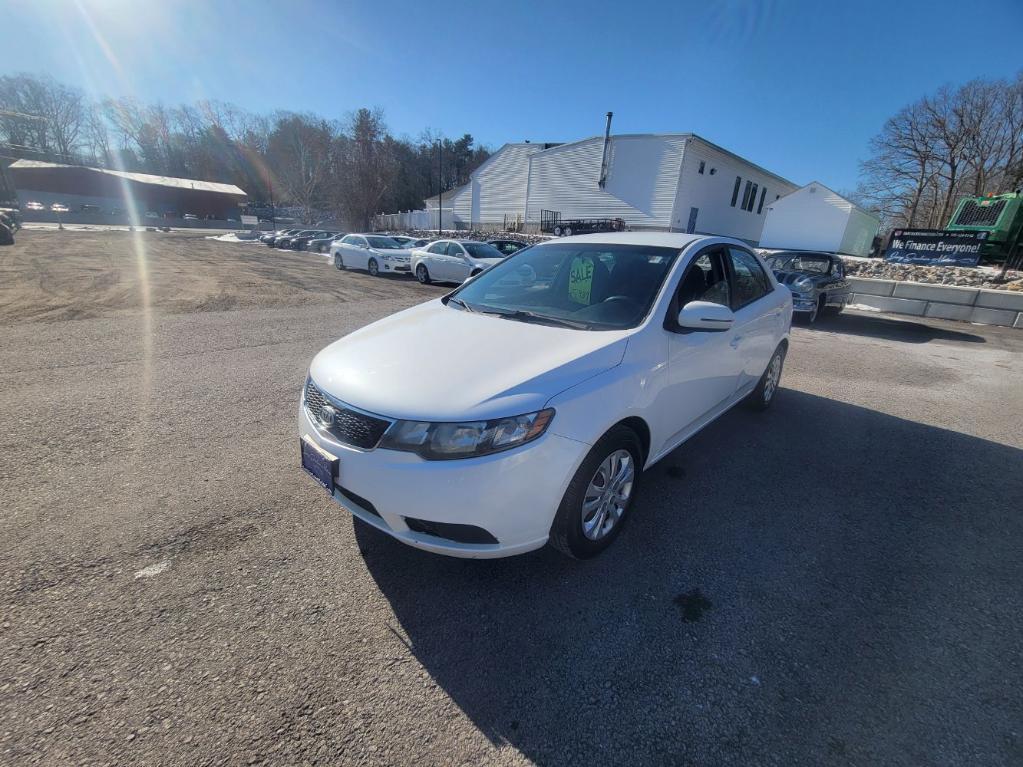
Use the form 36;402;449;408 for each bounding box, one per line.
598;112;613;189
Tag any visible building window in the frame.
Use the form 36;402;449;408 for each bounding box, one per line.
698;160;705;175
748;182;759;211
731;176;741;207
741;180;753;211
757;187;767;214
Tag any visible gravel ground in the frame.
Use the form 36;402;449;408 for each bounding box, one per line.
1;230;1022;766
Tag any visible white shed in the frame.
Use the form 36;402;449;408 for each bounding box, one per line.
524;133;797;244
759;182;879;256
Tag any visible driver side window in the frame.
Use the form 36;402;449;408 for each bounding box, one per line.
427;242;447;254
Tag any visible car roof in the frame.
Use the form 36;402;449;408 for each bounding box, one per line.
546;232;712;249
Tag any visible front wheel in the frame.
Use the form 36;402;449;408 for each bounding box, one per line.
367;258;380;277
416;264;431;284
334;254;345;270
549;425;643;559
745;344;786;411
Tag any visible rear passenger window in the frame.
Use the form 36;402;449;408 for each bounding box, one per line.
677;252;730;308
727;248;771;308
427;242;447;254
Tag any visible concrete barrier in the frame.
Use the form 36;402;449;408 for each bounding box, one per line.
848;277;896;297
848;278;1022;329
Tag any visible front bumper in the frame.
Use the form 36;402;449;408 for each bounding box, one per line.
380;261;411;273
298;405;587;558
791;292;817;312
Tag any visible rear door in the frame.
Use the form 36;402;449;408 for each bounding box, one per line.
341;235;369;269
443;242;471;282
422;241;449;278
725;247;781;394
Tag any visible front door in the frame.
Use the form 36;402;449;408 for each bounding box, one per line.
659;248;745;450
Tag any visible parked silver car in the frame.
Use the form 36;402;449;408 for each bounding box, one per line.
764;251;851;323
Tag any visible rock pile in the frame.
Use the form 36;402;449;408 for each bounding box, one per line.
842;258;1023;292
384;229;553;246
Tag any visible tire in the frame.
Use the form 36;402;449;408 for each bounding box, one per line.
416;264;431;284
470;269;482;278
367;258;380;277
553;226;563;236
548;425;643;559
745;344;786;411
821;294;843;316
563;226;573;236
334;254;345;270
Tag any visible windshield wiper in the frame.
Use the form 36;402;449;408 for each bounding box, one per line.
446;297;476;313
481;307;590;329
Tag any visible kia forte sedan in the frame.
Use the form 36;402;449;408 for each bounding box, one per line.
300;233;792;559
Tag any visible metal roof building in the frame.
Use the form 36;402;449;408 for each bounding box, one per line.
8;159;247;221
524;133;798;244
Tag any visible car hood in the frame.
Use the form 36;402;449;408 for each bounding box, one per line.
470;256;504;268
309;299;631;421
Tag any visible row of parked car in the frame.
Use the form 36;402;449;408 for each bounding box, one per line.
259;227;530;285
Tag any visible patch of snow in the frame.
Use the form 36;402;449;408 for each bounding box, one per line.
134;561;171;579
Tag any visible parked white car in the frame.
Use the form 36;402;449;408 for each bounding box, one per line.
410;239;506;284
300;233;792;559
330;234;413;276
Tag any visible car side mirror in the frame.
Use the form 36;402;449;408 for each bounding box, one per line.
677;301;734;331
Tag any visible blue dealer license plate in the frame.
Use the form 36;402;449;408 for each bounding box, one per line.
301;437;338;494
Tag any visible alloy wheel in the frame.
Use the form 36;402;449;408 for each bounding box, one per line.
581;449;635;541
763;353;782;404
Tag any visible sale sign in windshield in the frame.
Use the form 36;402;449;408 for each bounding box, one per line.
884;229;987;267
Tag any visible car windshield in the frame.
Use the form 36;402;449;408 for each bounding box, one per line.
767;254;832;274
463;242;505;259
366;236;402;249
449;243;680;330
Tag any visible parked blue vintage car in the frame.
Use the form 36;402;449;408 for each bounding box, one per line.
764;251;851;323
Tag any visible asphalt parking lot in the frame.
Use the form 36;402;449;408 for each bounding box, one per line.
1;230;1021;766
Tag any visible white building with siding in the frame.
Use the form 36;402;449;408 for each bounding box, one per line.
469;142;556;227
759;182;880;256
524;133;798;244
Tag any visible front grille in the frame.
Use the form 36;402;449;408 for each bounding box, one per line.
304;378;391;450
953;199;1006;227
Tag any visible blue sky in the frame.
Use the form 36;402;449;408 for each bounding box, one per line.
5;0;1022;191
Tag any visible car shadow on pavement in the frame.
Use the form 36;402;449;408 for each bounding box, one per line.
354;390;1023;765
809;312;987;344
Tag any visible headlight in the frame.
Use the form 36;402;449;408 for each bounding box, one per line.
794;278;814;293
379;409;555;460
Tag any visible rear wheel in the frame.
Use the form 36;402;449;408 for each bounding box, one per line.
416;264;431;284
368;258;380;277
549;425;643;559
745;344;786;411
563;226;573;236
553;225;563;236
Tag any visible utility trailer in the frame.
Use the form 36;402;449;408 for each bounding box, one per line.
540;209;626;237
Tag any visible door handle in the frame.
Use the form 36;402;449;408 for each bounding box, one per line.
730;335;742;349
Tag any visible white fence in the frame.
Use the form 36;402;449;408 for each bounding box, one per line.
374;208;453;231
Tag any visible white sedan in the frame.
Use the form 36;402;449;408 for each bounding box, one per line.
330;234;414;276
299;232;792;559
410;239;506;284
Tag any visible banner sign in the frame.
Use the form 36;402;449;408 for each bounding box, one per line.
884;229;987;267
240;214;259;226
